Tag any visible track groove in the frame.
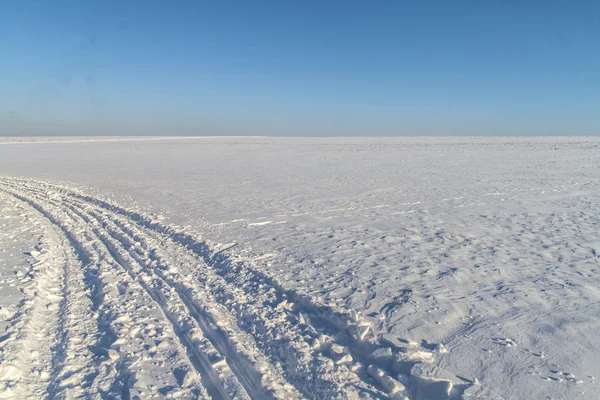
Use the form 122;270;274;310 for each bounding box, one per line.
0;177;473;400
1;185;210;399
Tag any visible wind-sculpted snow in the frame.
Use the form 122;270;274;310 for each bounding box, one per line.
1;137;599;399
0;177;469;399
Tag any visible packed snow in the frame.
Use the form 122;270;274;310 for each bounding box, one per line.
0;136;599;399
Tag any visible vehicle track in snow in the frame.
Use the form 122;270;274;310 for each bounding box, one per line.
0;182;211;399
0;177;473;400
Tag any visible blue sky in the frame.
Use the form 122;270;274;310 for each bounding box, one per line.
1;0;598;136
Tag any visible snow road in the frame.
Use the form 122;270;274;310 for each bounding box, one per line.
0;177;464;399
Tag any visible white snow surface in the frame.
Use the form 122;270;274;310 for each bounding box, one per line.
0;136;599;399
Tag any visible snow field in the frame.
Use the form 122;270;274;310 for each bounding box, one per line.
1;136;599;399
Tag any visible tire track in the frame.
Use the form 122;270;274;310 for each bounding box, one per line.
76;205;288;400
70;203;253;400
1;181;284;400
34;182;376;398
3;179;379;398
4;181;302;399
1;177;474;400
0;185;211;399
0;192;66;399
0;188;121;399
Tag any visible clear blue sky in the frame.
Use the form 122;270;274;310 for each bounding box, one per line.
1;0;598;136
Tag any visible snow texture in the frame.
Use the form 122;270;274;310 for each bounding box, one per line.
0;136;599;399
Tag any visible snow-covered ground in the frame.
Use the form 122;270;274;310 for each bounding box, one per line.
0;136;599;399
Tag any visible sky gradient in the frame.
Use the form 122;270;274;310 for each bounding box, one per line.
1;0;599;136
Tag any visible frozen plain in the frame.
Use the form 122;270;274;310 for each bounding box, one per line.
0;136;599;399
